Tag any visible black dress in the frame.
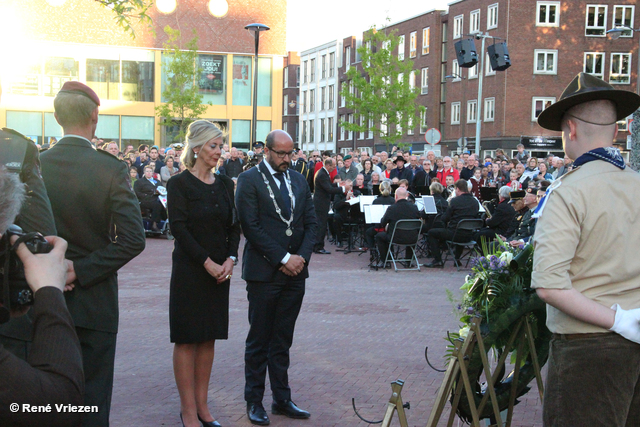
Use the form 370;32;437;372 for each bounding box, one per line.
167;171;241;344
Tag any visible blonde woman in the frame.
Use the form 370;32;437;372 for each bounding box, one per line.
167;120;240;427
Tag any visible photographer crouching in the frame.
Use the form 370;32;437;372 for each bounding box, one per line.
0;168;83;426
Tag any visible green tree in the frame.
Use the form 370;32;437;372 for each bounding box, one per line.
341;27;424;151
95;0;153;38
155;26;211;144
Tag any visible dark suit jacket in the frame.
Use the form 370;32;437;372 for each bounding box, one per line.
0;288;83;427
380;199;421;233
442;193;479;229
510;208;537;242
390;166;413;183
40;137;146;333
133;176;159;204
485;199;516;236
313;168;344;215
236;161;317;283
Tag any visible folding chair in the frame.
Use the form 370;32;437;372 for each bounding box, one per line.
443;218;484;271
383;219;424;272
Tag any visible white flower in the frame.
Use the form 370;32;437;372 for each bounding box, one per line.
499;251;513;264
459;326;470;339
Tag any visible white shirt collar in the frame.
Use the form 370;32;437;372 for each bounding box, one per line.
263;159;288;178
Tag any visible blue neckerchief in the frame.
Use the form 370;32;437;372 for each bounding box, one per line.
149;177;157;185
572;147;626;170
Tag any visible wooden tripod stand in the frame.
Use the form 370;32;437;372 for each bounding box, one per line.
371;315;544;427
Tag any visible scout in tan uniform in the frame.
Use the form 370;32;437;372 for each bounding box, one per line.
532;73;640;426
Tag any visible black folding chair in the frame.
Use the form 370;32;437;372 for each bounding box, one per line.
443;218;485;271
383;219;424;272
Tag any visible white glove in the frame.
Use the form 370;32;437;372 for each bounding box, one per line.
609;304;640;344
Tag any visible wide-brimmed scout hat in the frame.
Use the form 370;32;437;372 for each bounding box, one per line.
537;72;640;131
393;155;405;164
508;190;526;203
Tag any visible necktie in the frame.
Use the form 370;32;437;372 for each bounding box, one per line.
274;172;292;218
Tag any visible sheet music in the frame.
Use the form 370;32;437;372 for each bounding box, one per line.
415;199;424;211
422;196;438;214
364;204;390;224
347;196;360;205
359;195;376;212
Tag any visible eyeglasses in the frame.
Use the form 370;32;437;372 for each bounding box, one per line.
271;150;294;159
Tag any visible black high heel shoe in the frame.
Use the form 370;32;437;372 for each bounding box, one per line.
198;414;222;427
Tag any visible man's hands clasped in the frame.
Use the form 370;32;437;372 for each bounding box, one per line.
279;255;305;277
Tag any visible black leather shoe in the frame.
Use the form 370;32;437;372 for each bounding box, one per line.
424;261;444;268
247;403;270;426
198;414;222;427
314;249;331;254
271;400;310;419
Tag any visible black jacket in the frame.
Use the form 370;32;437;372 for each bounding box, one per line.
389;166;413;183
313;168;344;214
236;161;317;282
442;192;479;229
509;208;537;242
224;158;244;178
133;177;160;204
485;199;516;236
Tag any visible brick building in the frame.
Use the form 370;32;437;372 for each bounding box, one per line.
310;0;638;159
0;0;287;150
282;51;300;144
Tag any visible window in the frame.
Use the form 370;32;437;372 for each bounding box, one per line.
532;97;555;121
584;52;605;79
347;114;353;140
382;40;391;52
328;117;334;141
231;56;252;106
340;115;345;140
420;109;428;133
284;66;288;87
470;9;480;34
586;5;607;36
421;27;430;56
617;119;628;132
345;46;351;70
86;59;120;101
613;6;635;37
320;118;325;142
122;116;154;147
421;67;429;94
295;122;299;142
398;35;405;60
410;32;417;58
310;120;315;142
296;67;300;86
302;120;307;142
257;57;272;107
310;89;315;112
329;52;335;77
321;86;326;110
451;102;461;124
610;53;631;84
469;63;478;79
321;55;327;79
453;15;464;39
407;114;414;135
310;58;316;82
380;114;387;136
452;60;461;80
329;85;334;109
467;100;478;123
359;116;365;139
283;121;288;135
368;118;374;139
303;90;307;113
296;95;299;114
409;71;416;92
485;53;496;76
488;3;499;29
534;49;558;74
303;60;308;83
537;2;560;26
284;95;288;115
340;82;346;107
484;98;495;122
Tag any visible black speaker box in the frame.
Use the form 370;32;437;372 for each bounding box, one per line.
487;42;511;71
454;39;478;68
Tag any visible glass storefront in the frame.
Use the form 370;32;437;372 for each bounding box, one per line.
122;116;154;147
198;54;226;105
232;56;252;106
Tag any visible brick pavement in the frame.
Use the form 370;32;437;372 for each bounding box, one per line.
111;238;543;427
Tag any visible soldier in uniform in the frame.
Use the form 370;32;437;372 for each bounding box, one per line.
0;79;57;359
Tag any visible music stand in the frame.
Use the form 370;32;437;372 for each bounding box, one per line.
414;186;431;196
480;187;498;202
373;186;381;196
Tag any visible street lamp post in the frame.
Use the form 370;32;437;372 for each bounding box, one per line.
607;26;640;170
245;23;270;151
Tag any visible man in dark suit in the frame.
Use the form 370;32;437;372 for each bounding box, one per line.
476;186;516;244
389;155;414;183
425;179;480;268
40;81;146;427
374;187;421;267
313;157;345;254
236;130;317;426
133;165;166;230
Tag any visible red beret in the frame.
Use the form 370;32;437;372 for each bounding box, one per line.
58;81;100;106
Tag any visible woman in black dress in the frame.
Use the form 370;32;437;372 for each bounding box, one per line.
167;120;240;427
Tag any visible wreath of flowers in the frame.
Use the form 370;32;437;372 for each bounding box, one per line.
445;240;551;422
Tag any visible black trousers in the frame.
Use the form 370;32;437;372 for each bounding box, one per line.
427;228;473;263
140;198;165;223
245;279;305;403
314;209;329;250
76;327;117;427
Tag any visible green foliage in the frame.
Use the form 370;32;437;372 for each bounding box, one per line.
155;26;211;144
95;0;153;38
340;27;425;151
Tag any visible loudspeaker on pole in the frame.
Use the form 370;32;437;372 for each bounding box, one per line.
487;42;511;71
454;39;478;68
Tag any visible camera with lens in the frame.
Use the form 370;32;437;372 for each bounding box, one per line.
0;224;53;318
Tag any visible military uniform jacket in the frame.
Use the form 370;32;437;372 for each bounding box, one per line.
40;136;146;333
